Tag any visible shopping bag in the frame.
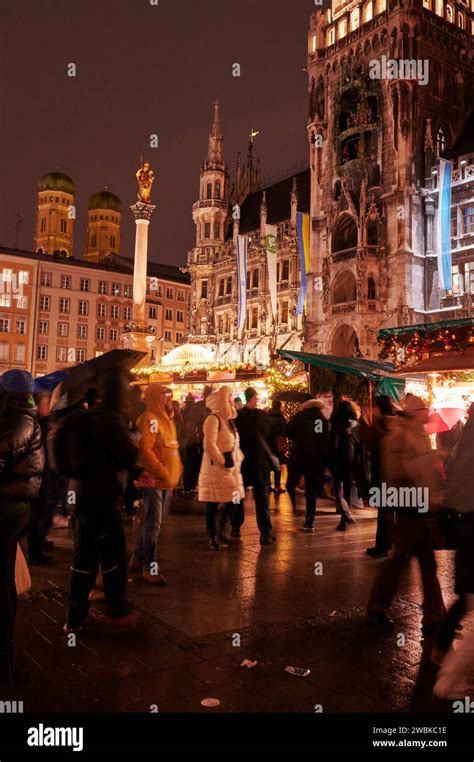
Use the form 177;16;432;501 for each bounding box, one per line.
15;544;31;596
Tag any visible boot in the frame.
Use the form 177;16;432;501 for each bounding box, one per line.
0;643;13;683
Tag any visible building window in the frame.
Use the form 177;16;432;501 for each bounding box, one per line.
59;297;70;313
218;278;225;297
177;289;185;301
96;327;105;341
251;307;258;330
252;269;259;289
462;207;474;235
38;320;48;335
215;181;221;199
206;183;212;199
112;283;121;296
124;306;132;321
436;127;446;158
0;294;11;308
218;315;224;334
110;235;116;249
110;329;118;342
226;277;232;295
422;0;431;7
97;303;107;318
77;349;86;363
176;332;183;343
78;300;89;316
40;295;50;311
375;0;386;11
338;18;347;39
57;347;68;363
16;319;26;334
350;8;360;30
326;26;335;45
149;306;157;319
14;344;25;363
77;324;88;339
204;222;211;239
279;260;290;282
165;308;173;321
80;278;90;292
60;219;67;233
280;301;289;324
201;281;208;300
2;268;13;284
225;313;231;333
19;271;29;285
124;284;133;298
457;11;465;27
435;0;443;15
0;319;10;333
0;342;8;361
214;222;220;239
177;310;184;323
166;286;174;300
40;217;46;231
164;330;172;342
41;272;52;287
91;234;97;248
37;345;47;361
99;281;108;295
58;322;69;337
61;275;71;289
368;276;377;299
111;305;120;319
15;296;28;309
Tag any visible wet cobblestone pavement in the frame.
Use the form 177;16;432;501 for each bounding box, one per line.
5;492;472;714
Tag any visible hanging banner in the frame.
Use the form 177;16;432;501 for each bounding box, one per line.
436;158;453;291
296;212;311;315
265;224;278;321
236;235;248;335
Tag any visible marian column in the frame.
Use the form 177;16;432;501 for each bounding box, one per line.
122;160;157;363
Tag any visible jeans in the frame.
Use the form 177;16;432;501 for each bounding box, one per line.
286;464;318;525
133;488;171;572
0;510;30;651
367;514;446;625
67;506;128;628
333;479;354;525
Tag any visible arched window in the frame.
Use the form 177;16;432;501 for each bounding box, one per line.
435;0;443;15
363;0;373;21
110;235;116;248
350;9;360;30
40;217;46;231
368;276;377;299
60;218;67;233
326;26;335;46
423;0;432;8
332;270;357;304
338;18;348;39
446;3;454;21
332;214;358;252
375;0;386;13
436;127;447;158
91;233;97;248
457;11;465;27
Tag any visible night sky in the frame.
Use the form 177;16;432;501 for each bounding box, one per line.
1;0;316;266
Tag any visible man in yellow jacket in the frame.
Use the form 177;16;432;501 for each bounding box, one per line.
129;385;183;585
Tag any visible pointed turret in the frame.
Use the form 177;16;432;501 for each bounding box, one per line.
204;98;225;172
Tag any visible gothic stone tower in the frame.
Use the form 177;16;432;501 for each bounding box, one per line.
305;0;474;358
35;172;75;257
84;191;122;262
188;99;231;340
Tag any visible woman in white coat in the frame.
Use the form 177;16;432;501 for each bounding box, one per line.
198;385;245;550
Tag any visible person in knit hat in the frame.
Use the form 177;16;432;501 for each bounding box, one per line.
0;370;45;681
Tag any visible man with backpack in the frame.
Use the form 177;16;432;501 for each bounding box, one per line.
286;395;329;532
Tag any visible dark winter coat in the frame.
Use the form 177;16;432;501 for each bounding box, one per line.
236;406;274;487
329;417;369;491
73;406;139;515
286;399;328;474
0;397;45;504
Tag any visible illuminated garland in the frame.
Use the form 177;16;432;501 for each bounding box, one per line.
132;361;258;379
379;326;474;365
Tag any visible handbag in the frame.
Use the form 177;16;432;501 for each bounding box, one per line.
15;544;31;596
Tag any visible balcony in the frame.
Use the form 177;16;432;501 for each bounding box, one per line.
331;301;356;316
331;245;384;264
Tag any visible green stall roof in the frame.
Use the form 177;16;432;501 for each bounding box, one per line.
378;317;474;341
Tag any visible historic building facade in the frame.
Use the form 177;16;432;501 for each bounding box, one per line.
186;101;308;366
305;0;474;357
0;172;190;375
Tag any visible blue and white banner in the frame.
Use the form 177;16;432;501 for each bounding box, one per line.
236;235;248;335
265;224;278;322
296;212;310;316
437;158;453;291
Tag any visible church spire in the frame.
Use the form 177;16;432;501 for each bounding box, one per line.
204;98;225;171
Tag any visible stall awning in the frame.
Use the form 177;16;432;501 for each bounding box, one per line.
278;349;405;400
396;347;474;374
378;317;474;341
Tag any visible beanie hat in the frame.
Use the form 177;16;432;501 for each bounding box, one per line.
0;369;35;395
245;387;257;403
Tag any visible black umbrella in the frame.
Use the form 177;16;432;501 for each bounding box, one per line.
272;390;309;403
50;349;146;411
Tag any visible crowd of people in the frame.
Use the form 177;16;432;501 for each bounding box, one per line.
0;366;473;701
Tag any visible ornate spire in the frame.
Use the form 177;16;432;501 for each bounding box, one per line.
204;98;224;170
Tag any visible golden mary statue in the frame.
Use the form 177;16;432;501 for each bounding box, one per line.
136;159;155;204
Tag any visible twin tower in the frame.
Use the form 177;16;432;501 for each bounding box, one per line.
34;171;122;262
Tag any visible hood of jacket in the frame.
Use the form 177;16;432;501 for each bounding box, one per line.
144;384;172;418
206;385;237;421
299;399;325;412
